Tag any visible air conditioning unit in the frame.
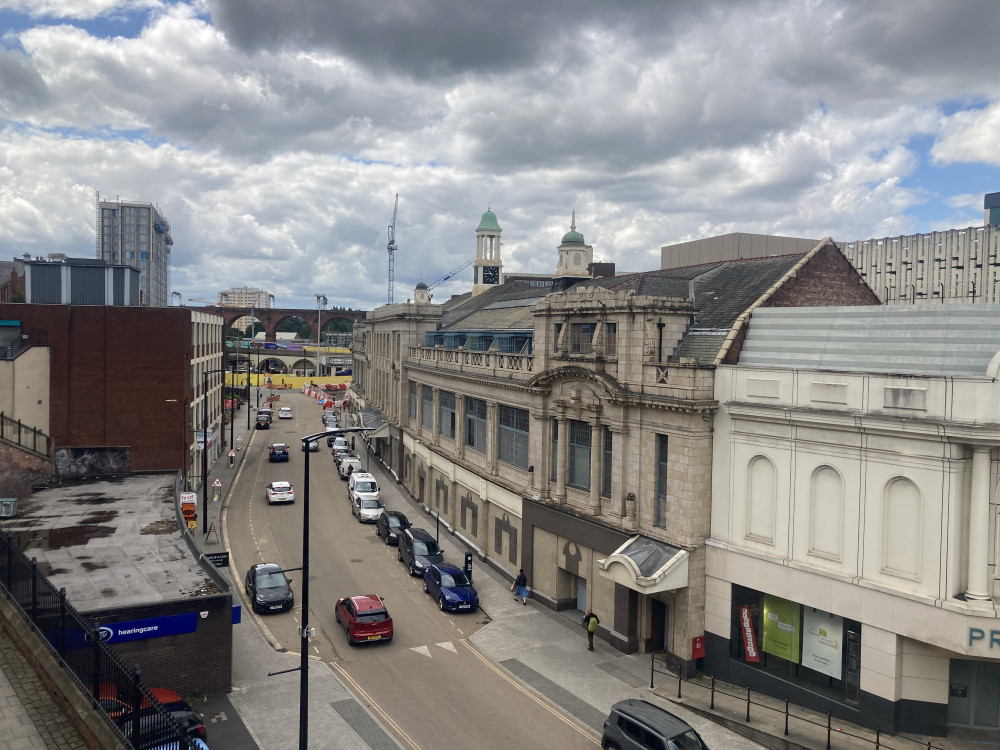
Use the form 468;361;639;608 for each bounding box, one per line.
0;499;16;518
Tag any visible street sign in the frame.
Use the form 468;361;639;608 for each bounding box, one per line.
212;477;222;488
204;552;230;568
228;449;236;458
236;435;244;443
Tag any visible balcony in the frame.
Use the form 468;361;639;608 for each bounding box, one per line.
408;346;536;378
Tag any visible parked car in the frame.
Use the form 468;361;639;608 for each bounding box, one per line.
244;563;294;614
334;594;393;645
327;430;344;447
423;563;479;612
148;739;209;750
301;438;319;452
339;456;363;479
332;447;353;466
115;700;207;743
265;481;294;504
375;510;410;546
348;471;379;503
601;699;709;750
278;406;293;419
398;527;444;577
88;684;182;719
268;443;289;462
352;496;384;523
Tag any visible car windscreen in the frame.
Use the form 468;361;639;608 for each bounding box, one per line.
668;730;708;750
414;541;441;556
271;483;290;491
360;499;381;509
256;572;287;589
356;482;377;493
356;609;388;623
441;572;470;587
387;516;405;528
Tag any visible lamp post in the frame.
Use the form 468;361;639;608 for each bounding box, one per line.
246;305;255;431
315;294;327;380
201;367;227;535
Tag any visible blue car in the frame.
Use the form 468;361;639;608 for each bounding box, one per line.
423;563;479;612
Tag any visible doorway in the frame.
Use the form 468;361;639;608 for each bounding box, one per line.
576;576;587;611
651;599;669;652
948;659;1000;729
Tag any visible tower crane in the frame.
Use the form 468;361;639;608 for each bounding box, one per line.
387;194;398;304
427;257;475;290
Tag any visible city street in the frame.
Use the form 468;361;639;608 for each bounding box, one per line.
223;393;598;749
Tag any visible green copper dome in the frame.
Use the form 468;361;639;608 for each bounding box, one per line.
477;209;501;232
561;211;585;245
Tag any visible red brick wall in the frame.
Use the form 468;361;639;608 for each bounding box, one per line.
722;242;880;364
0;304;197;473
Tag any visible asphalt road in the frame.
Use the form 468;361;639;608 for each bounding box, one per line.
225;397;599;750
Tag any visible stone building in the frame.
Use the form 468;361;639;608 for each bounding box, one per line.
349;211;879;666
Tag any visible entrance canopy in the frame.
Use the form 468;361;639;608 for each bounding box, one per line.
597;535;688;595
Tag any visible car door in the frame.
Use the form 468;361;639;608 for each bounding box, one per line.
426;567;441;598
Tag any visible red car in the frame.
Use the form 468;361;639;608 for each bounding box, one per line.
334;594;393;645
89;683;182;718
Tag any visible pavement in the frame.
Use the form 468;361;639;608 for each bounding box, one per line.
0;388;991;750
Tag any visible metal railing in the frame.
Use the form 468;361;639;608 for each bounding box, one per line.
0;412;51;457
650;656;948;750
0;528;197;749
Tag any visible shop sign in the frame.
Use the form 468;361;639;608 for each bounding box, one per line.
969;628;1000;648
740;605;760;662
762;594;801;663
802;607;843;680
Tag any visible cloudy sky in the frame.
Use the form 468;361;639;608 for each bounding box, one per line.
1;0;999;311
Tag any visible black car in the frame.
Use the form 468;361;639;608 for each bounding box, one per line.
375;510;411;546
115;700;207;746
245;563;294;614
255;414;270;429
398;527;444;577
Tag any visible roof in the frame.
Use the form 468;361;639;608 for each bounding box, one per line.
1;475;221;612
740;303;1000;376
440;281;548;330
351;594;386;611
477;210;501;232
610;699;692;737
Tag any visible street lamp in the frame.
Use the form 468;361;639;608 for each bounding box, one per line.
315;294;327;380
201;367;227;535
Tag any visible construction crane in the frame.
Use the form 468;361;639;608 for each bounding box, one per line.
428;258;475;290
387;194;399;304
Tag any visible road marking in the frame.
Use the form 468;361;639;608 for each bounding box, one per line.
460;639;600;745
436;641;457;653
330;661;421;750
410;645;432;658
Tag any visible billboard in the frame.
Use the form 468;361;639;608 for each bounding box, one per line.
762;594;800;662
802;607;843;679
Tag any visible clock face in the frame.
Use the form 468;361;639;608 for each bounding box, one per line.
483;266;499;284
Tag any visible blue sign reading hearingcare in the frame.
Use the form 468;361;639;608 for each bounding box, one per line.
53;612;199;651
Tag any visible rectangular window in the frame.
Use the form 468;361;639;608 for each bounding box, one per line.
439;391;456;439
605;323;617;356
553;323;562;352
655;434;668;527
408;380;417;420
465;397;487;453
568;420;591;490
570;322;595;354
550;418;558;482
601;426;612;496
498;406;530;469
421;385;434;429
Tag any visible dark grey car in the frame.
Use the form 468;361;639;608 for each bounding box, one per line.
601;699;708;750
398;527;443;576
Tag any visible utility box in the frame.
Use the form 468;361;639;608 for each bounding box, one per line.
464;552;473;582
0;499;16;518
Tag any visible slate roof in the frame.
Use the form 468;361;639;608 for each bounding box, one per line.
441;281;549;330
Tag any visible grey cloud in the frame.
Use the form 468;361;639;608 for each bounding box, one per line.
0;48;49;109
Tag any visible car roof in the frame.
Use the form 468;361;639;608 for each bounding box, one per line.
609;699;693;737
352;472;375;481
350;594;386;611
430;562;464;576
406;527;435;541
254;562;282;573
342;457;362;465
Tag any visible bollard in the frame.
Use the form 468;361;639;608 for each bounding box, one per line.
784;698;789;736
710;676;715;710
677;662;684;699
746;685;751;722
826;712;832;750
650;654;655;690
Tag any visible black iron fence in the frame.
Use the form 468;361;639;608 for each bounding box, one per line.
651;656;948;750
0;412;51;457
0;528;198;749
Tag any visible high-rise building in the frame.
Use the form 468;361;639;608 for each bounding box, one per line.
217;287;272;308
95;193;173;307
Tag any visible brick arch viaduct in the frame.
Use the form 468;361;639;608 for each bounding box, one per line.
201;305;367;342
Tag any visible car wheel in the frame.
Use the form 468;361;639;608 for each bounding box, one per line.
422;580;428;593
438;596;446;611
603;744;621;750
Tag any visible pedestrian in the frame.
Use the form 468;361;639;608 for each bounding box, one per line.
511;569;529;605
583;609;599;651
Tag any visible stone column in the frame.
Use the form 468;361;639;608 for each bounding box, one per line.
589;420;602;515
487;401;498;475
967;445;992;601
555;416;568;504
612;427;626;517
431;387;440;446
529;411;546;495
456;395;466;459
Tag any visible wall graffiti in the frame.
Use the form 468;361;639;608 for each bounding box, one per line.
53;447;131;478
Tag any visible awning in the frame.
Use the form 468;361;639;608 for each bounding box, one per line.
597;535;689;595
359;406;390;439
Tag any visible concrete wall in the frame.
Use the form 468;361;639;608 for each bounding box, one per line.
0;345;50;432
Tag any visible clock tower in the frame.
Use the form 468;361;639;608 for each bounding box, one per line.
472;208;503;297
